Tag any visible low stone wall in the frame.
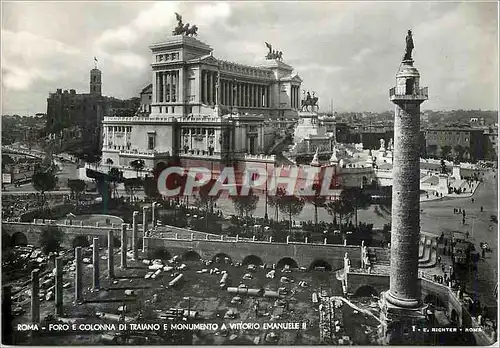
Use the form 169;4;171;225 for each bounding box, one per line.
144;236;363;270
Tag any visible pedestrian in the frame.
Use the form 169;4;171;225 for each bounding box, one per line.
481;206;483;212
472;198;474;203
437;256;441;264
482;248;486;259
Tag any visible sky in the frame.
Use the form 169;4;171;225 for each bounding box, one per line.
1;1;498;115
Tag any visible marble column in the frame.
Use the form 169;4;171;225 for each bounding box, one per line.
132;211;139;260
208;72;213;104
168;72;173;103
264;86;268;108
120;224;127;269
31;269;40;323
143;206;149;236
249;84;254;108
107;230;114;278
202;70;208;104
74;246;82;302
92;238;100;290
151;201;157;227
246;84;250;107
178;68;184;103
55;257;63;316
163;72;168;103
155;72;160;102
254;85;258;107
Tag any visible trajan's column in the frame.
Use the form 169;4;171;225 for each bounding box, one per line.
380;30;428;344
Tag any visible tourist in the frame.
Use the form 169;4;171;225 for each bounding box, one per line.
481;206;484;212
437;256;441;264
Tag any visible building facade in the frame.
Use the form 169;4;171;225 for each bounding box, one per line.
101;34;303;173
423;127;485;161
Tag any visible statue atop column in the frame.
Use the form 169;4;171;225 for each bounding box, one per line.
172;13;198;36
403;29;414;61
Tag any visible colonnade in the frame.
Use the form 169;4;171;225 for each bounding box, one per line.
291;85;301;109
200;70;271;108
156;71;179;103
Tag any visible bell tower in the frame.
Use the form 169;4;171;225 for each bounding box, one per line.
379;30;429;344
90;68;102;96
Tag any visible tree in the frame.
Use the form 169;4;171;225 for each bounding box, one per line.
278;193;305;235
107;167;123;198
196;179;221;230
231;189;259;219
144;176;160;199
304;183;327;235
2;155;14;170
326;198;354;230
67;179;86;204
72;235;90;248
130;159;145;177
39;225;65;255
441;145;452;160
124;177;143;200
340;187;371;227
268;187;285;221
454;144;464;162
32;166;58;208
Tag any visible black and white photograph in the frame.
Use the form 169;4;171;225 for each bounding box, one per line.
1;1;498;345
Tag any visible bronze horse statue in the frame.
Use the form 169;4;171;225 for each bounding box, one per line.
172;13;198;36
301;91;319;112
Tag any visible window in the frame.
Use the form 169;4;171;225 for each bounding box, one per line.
148;134;156;150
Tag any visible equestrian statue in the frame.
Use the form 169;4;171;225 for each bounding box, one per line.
172;13;198;37
301;91;319;112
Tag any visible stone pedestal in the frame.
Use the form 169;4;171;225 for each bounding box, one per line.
92;238;100;290
108;230;114;278
55;257;63;316
75;247;83;302
132;211;139;260
121;224;127;269
31;270;40;323
379;292;429;344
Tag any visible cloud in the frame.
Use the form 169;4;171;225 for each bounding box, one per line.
2;30;81;91
1;2;497;115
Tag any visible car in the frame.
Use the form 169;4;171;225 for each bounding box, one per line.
490;215;497;223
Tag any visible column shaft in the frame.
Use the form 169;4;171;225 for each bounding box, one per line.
388;101;421;307
75;246;82;302
208;72;213;104
31;270;40;323
168;72;173;103
55;257;63;316
203;71;207;103
132;211;139;260
92;238;99;290
108;230;114;278
121;224;127;269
